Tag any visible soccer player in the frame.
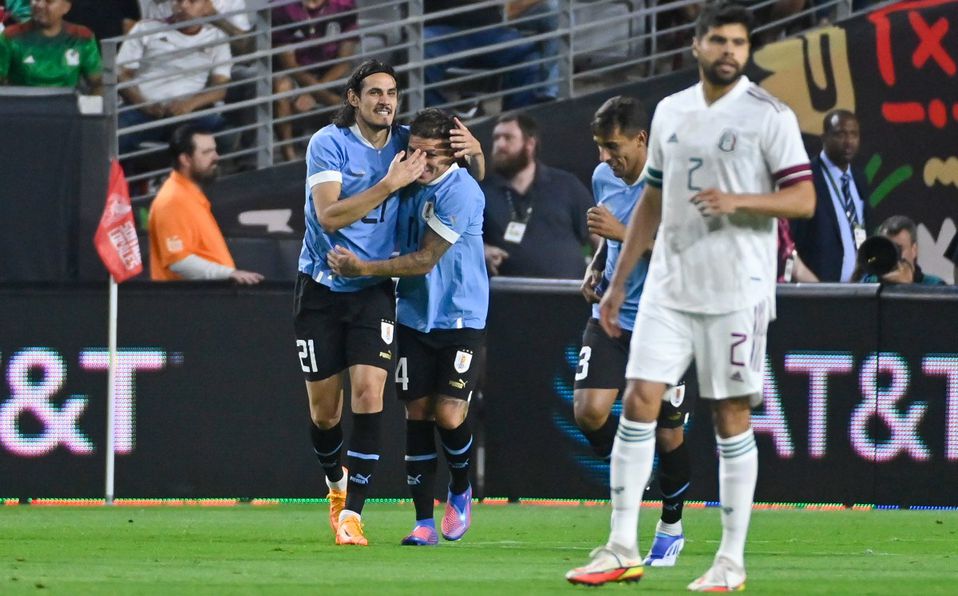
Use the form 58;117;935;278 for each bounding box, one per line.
566;2;814;589
295;61;484;546
574;95;692;569
327;108;487;546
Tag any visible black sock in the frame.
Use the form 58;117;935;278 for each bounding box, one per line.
437;422;472;495
310;422;344;483
406;420;438;521
583;414;618;460
658;441;691;525
344;412;382;515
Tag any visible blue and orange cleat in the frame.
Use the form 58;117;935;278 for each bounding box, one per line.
401;521;439;546
566;544;644;586
441;485;472;541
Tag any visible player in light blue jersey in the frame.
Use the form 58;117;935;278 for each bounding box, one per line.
293;61;485;547
568;96;694;585
328;108;487;547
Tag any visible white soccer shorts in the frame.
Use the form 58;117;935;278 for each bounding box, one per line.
626;298;770;403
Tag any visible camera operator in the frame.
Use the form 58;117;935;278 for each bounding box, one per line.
857;215;946;285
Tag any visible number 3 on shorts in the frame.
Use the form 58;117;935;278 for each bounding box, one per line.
575;346;592;381
395;356;409;391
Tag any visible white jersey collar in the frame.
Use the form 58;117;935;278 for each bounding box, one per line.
425;162;460;186
696;74;751;108
350;123;392;150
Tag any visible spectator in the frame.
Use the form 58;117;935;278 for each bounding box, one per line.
791;109;871;282
507;0;558;99
115;0;232;154
143;0;252;55
149;124;263;283
859;215;946;285
481;112;596;278
424;0;548;112
777;218;817;282
272;0;358;162
66;0;140;43
0;0;102;94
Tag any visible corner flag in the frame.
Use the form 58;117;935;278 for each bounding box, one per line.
94;159;142;282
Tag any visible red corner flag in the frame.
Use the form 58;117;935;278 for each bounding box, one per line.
94;159;143;282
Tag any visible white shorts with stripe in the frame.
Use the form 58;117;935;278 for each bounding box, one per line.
625;298;770;404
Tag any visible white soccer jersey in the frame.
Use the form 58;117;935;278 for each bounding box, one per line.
642;75;811;315
117;20;232;104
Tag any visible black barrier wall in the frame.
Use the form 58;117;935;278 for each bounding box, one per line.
1;282;956;506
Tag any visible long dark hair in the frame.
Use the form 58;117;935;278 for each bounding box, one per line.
332;60;398;128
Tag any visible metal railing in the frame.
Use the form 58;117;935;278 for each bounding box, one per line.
102;0;861;204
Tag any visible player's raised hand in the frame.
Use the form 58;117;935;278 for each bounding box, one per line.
598;284;625;337
450;117;481;159
587;205;626;241
690;188;737;216
580;267;603;304
385;149;426;191
326;245;365;277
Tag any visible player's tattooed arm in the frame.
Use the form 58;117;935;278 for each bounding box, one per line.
327;228;453;277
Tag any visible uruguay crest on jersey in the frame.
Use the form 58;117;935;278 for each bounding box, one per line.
381;320;394;344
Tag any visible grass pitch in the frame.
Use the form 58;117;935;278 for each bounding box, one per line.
2;502;955;594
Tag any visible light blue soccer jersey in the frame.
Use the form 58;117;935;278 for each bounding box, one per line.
396;164;489;332
299;123;411;292
591;162;649;331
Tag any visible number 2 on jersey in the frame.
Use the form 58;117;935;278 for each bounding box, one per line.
688;157;704;191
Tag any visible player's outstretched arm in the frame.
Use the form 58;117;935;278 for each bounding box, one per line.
327;228;453;278
312;150;427;233
599;185;662;337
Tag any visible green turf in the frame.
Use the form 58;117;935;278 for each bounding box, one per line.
1;503;955;594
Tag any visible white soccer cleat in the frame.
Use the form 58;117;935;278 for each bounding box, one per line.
565;543;644;586
687;556;746;592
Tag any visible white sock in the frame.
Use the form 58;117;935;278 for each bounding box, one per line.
326;467;347;491
656;519;683;536
607;417;656;556
715;428;758;569
338;509;360;523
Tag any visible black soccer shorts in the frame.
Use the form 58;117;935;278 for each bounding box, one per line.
293;273;396;381
395;324;485;402
573;318;692;428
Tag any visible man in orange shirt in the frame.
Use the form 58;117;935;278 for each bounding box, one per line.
148;124;263;283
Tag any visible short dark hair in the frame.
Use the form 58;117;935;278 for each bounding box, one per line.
591;95;648;138
169;124;214;170
879;215;918;244
496;112;539;155
409;108;456;140
822;109;857;134
695;1;754;39
332;60;398;128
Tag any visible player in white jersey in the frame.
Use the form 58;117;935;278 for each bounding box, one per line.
566;2;813;590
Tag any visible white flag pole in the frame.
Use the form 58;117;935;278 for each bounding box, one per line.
105;275;118;505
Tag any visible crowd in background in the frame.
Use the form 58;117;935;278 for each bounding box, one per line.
1;0;954;285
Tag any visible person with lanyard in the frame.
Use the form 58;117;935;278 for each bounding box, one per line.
791;109;872;282
480;112;597;278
